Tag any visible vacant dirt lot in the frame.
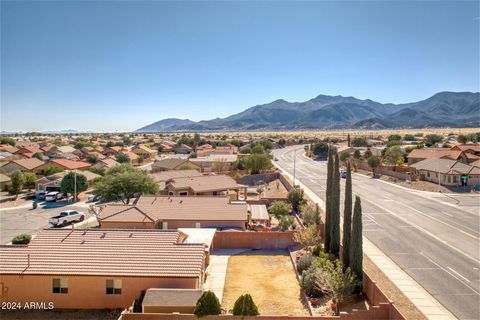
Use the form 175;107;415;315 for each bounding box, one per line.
222;250;309;316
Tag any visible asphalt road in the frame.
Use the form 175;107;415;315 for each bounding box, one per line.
0;201;93;244
273;146;480;320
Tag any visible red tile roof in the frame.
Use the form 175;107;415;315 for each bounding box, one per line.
0;229;204;278
408;149;464;160
50;159;91;170
99;195;248;223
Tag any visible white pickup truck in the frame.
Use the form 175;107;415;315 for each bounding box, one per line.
49;210;85;227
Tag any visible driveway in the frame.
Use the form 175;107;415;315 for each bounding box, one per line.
0;200;94;244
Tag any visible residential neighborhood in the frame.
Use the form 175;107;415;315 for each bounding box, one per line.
1;1;479;320
0;129;479;320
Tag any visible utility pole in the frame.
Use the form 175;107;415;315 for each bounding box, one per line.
293;149;297;187
74;171;77;203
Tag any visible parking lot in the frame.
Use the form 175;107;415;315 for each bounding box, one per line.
0;200;94;244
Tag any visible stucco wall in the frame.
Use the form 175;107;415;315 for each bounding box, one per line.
0;275;198;309
143;306;195;313
213;231;296;249
162;220;245;230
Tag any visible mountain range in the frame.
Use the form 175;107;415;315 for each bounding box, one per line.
136;91;480;132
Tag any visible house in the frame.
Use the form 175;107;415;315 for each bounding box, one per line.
0;173;11;191
450;145;480;163
0;144;19;154
35;159;91;174
35;170;100;192
196;144;238;157
174;144;193;154
132;145;157;159
164;174;247;200
410;158;480;186
14;145;44;158
0;158;44;175
98;195;248;230
46;145;76;156
152;158;202;172
189;154;238;172
116;151;139;165
91;157;120;169
0;228;206;309
407;148;468;165
150;169;203;190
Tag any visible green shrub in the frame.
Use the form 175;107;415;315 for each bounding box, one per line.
301;265;323;297
268;201;291;219
12;234;31;245
297;253;313;274
279;215;294;231
232;294;259;316
193;290;221;317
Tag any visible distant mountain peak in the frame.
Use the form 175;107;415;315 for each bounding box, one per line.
135;91;479;132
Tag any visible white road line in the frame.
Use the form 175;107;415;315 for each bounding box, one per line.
439;210;453;217
421;252;479;295
360;196;480;264
447;267;471;283
395;201;480;240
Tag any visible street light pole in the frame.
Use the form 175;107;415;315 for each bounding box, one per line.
74;171;77;203
293;149;297;187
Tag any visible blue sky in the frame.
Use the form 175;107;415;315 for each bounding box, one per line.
1;1;479;132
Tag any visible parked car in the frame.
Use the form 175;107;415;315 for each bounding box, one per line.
274;157;279;161
340;170;347;179
87;194;101;202
49;210;85;227
35;190;48;200
45;191;66;202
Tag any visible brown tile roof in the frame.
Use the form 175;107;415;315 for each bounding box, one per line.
11;158;44;170
150;169;202;183
408;149;464;160
98;195;248;223
451;144;480;153
168;175;240;193
50;159;91;170
0;145;19;153
411;158;480;175
0;229;204;278
153;158;191;170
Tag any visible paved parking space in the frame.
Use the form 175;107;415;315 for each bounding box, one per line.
0;201;92;244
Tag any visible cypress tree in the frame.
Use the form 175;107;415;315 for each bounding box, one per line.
350;195;363;289
324;146;334;252
329;149;341;257
342;162;353;269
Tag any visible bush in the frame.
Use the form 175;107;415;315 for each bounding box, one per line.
312;245;323;257
301;265;323;297
268;201;291;219
12;234;31;245
288;188;306;212
232;294;259;316
193;291;221;317
297;253;314;274
279;215;294;231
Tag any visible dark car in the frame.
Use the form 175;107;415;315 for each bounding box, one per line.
340;170;347;179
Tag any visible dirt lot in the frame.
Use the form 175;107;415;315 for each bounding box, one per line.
222;249;309;316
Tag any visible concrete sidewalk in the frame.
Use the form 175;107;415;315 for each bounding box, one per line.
273;159;456;320
203;249;247;303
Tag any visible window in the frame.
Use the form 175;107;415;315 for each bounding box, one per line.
52;278;68;294
106;279;122;295
447;176;451;183
453;176;458;183
162;221;168;229
195;222;201;228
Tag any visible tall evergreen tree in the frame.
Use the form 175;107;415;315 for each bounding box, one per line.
324;146;334;252
342;162;353;268
349;195;363;289
329;150;341;257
